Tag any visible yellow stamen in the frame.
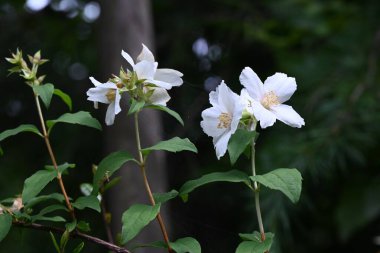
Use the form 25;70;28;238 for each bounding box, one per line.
106;89;116;102
261;91;279;109
217;112;232;129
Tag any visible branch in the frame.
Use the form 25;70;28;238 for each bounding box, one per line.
12;221;130;253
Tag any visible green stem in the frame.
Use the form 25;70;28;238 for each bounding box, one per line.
251;139;266;242
134;112;173;253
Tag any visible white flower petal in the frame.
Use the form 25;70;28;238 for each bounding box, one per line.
213;131;231;160
263;72;296;103
149;87;171;106
89;76;103;86
251;100;276;128
154;68;183;87
114;92;122;115
135;60;157;80
270;104;305;128
87;87;110;104
137;44;155;63
239;67;264;100
105;102;116;125
200;107;226;138
121;50;135;67
240;89;255;115
145;79;173;90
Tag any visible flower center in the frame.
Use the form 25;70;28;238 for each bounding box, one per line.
106;89;116;102
217;112;232;129
261;91;279;109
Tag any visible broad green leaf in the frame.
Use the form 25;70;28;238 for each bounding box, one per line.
236;232;274;253
73;242;85;253
33;83;54;108
128;99;145;115
0;213;12;242
92;151;136;194
179;170;251;202
49;232;60;253
24;193;65;209
170;237;201;253
153;190;178;204
250;168;302;203
77;220;91;232
47;111;102;133
0;124;42;143
72;196;100;212
45;163;75;175
145;105;184;126
121;204;161;244
142;137;197;156
228;129;256;165
53;89;72;111
22;170;57;203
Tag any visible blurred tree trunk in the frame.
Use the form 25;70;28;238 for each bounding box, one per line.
97;0;169;250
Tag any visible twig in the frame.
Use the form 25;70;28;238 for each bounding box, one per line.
13;221;130;253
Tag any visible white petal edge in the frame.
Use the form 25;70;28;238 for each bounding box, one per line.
149;87;171;106
239;67;264;101
270;104;305;128
154;68;183;87
121;50;135;68
263;72;296;103
137;44;155;63
213;131;231;160
105;102;116;125
134;60;157;80
251;100;276;128
200;107;226;138
89;76;103;86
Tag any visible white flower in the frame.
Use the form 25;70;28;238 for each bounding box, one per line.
87;77;121;125
145;87;171;106
200;81;245;159
239;67;305;129
121;44;183;90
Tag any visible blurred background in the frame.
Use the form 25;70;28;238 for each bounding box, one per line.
1;0;380;252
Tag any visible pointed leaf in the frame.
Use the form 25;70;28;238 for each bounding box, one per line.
145;105;184;126
92;151;136;194
128;99;145;115
142;137;197;156
250;168;302;203
153;190;178;204
47;111;102;132
0;124;42;144
49;232;60;253
72;196;100;212
24;193;66;209
45;163;75;175
73;242;85;253
53;89;72;111
236;232;274;253
0;213;12;242
228;129;256;165
121;204;161;244
179;170;251;202
33;83;54;109
22;170;56;203
170;237;201;253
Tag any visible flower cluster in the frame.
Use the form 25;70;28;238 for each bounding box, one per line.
87;44;183;125
201;67;305;159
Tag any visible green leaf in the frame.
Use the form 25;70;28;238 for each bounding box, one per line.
0;213;12;242
65;220;77;232
250;168;302;203
31;204;68;222
73;242;85;253
60;229;70;251
33;83;54;109
92;151;136;194
179;170;251;202
77;220;91;232
128;99;145;115
145;105;184;126
22;170;57;203
228;129;256;165
46;111;102;133
33;216;66;223
142;137;197;156
72;196;100;212
236;232;274;253
153;190;178;204
170;237;201;253
49;232;61;253
53;89;72;111
103;177;122;192
45;163;75;175
0;124;42;144
121;204;161;244
24;193;65;209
